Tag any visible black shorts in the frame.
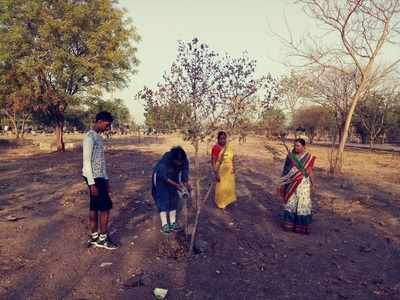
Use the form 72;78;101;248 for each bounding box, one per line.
83;177;113;211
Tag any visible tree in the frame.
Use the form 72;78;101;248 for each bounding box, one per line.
279;70;313;122
87;98;131;129
292;105;333;144
0;0;140;151
386;100;400;144
282;0;400;173
140;87;189;134
354;91;394;148
310;69;358;143
257;108;287;138
139;38;223;172
0;69;38;138
218;53;280;141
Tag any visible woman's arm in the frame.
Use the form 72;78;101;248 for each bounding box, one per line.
158;163;181;189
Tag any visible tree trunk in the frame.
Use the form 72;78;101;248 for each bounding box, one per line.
8;111;20;139
21;117;26;139
55;121;65;152
194;139;200;210
11;120;20;139
336;82;368;173
369;135;375;150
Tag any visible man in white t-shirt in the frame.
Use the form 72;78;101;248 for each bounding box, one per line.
82;111;118;250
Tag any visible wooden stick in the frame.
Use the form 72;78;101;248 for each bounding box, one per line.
188;183;213;256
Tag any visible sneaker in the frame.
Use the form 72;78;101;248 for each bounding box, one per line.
169;222;182;232
96;236;119;250
160;224;172;234
87;235;99;247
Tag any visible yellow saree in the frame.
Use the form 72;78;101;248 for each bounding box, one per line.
214;144;237;209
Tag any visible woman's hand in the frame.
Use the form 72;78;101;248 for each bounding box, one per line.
310;180;316;193
167;179;182;190
214;171;220;182
184;182;192;192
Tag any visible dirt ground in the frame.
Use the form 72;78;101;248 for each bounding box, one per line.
1;134;400;300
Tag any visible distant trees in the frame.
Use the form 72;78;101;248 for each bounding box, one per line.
353;90;398;148
30;97;132;133
87;98;131;129
257;108;286;138
310;69;358;143
279;70;313;122
141;89;191;134
292;105;334;144
0;69;39;138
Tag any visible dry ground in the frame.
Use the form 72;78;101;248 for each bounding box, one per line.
0;134;399;299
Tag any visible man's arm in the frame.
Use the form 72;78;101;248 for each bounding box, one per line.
83;135;98;195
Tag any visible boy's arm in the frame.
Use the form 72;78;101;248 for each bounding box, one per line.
83;135;95;185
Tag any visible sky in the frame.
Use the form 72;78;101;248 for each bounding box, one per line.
114;0;399;123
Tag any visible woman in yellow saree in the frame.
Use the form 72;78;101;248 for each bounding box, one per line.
211;131;237;209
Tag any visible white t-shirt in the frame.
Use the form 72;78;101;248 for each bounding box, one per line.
82;130;108;185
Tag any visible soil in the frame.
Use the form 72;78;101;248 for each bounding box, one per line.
0;134;399;300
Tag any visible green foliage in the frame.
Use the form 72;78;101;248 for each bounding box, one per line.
86;97;130;128
292;105;334;143
31;97;131;131
386;102;400;143
0;0;139;147
142;92;191;134
354;91;399;145
257;108;287;137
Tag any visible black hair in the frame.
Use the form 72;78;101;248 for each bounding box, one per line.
95;111;114;123
294;138;306;147
170;146;187;162
217;131;227;139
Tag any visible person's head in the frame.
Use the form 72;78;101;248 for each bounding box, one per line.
95;111;113;133
217;131;227;146
170;146;187;169
293;138;306;154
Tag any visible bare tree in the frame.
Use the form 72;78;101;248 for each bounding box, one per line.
281;0;400;173
310;69;358;143
279;70;313;122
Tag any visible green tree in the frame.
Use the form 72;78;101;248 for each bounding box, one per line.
0;68;38;138
386;100;400;144
292;105;333;144
87;98;131;129
354;91;395;148
0;0;140;150
258;108;286;138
